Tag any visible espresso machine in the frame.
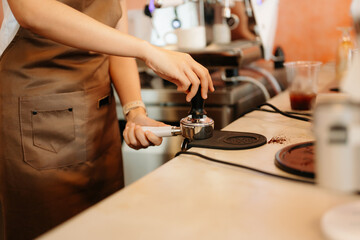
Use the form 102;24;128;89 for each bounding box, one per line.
148;0;279;62
144;0;283;101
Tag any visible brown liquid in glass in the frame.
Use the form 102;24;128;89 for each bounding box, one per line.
290;92;316;110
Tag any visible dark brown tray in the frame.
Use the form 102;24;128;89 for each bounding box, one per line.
275;141;315;179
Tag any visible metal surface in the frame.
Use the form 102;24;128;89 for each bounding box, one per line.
167;40;263;69
180;115;214;140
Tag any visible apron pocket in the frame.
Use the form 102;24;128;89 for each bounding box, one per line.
20;91;86;170
32;108;75;153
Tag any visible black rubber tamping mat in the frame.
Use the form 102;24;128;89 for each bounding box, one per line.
275;141;315;179
187;130;267;150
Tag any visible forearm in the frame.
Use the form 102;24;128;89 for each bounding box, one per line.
8;0;151;60
110;55;150;122
110;56;142;105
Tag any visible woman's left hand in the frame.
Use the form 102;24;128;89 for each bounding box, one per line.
123;107;167;150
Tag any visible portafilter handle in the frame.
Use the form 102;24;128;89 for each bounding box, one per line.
141;126;181;137
189;87;207;119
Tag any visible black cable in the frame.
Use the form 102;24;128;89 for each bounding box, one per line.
175;151;315;185
256;103;312;122
255;108;312;117
284;110;312;117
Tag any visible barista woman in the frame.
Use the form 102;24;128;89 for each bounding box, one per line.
0;0;214;239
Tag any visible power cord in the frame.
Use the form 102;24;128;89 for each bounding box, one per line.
256;103;312;122
256;108;312;117
245;65;282;94
175;151;315;185
221;73;271;101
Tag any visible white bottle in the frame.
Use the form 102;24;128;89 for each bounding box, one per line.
314;95;360;193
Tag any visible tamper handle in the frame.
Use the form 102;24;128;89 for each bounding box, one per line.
189;87;207;119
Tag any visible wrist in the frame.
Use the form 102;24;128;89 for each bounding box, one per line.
139;41;156;63
123;100;147;121
137;40;150;61
126;107;147;121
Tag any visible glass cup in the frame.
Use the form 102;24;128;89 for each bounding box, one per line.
284;61;322;111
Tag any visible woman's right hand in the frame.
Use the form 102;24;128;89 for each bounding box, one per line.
143;45;215;102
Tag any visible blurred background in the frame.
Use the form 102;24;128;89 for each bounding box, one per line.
126;0;354;63
0;0;353;63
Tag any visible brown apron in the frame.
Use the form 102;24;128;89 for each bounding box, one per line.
0;0;124;239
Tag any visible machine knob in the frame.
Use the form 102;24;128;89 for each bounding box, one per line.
225;14;239;30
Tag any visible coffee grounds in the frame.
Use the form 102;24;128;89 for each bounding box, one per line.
268;136;287;144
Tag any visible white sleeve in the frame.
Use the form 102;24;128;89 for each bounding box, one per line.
0;0;20;56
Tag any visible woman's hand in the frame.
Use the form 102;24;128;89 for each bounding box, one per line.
123;107;167;150
143;45;215;102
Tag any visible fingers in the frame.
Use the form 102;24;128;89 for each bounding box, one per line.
123;122;163;150
187;66;214;101
193;64;214;99
135;126;151;148
135;126;163;147
147;48;214;101
176;72;191;93
185;69;200;102
184;55;214;101
145;131;163;146
123;123;141;150
196;67;209;100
